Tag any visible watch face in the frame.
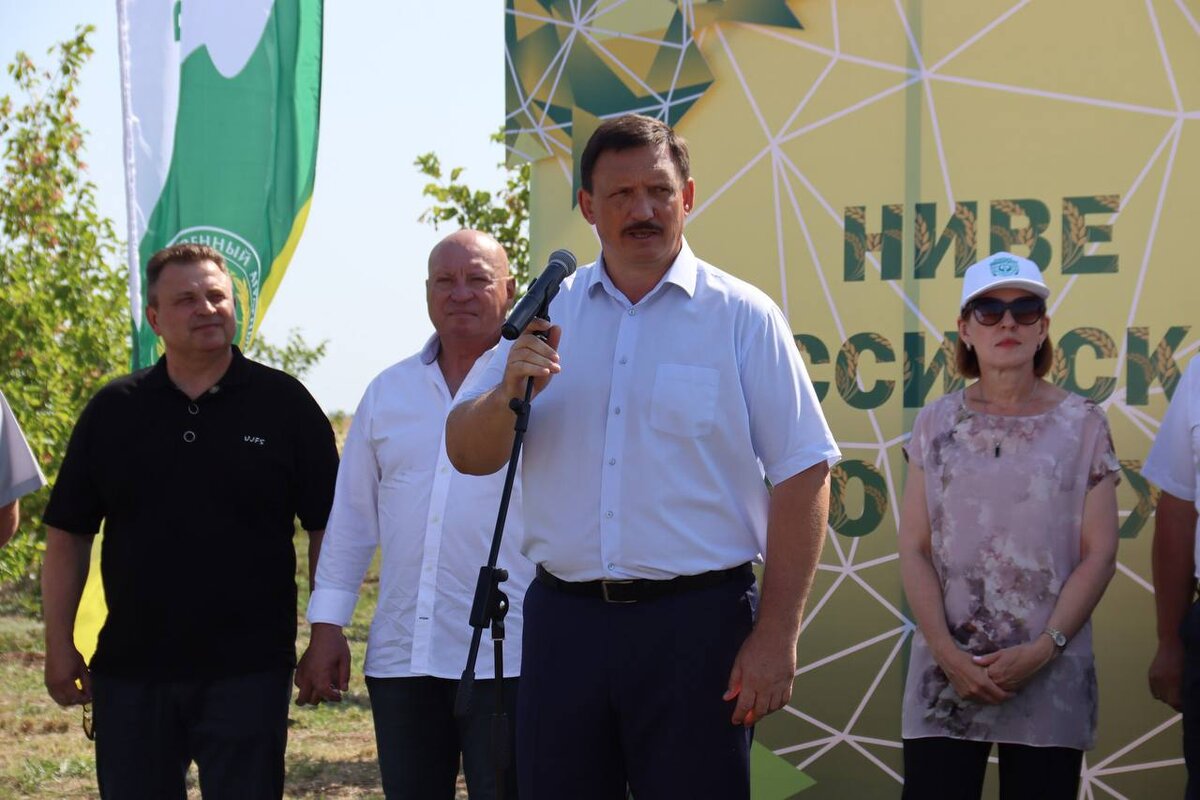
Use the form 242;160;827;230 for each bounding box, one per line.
1051;630;1067;648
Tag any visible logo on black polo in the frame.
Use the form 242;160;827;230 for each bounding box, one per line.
244;435;266;446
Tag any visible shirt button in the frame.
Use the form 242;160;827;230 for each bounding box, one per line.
606;510;614;518
431;516;440;524
619;356;627;365
439;466;448;474
608;458;616;466
628;308;636;316
182;430;196;443
614;407;621;415
187;403;199;415
607;562;616;571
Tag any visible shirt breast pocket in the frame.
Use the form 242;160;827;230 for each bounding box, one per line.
650;364;719;438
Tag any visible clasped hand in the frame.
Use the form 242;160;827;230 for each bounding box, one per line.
972;640;1055;694
294;623;351;706
1147;638;1184;711
44;642;92;707
936;639;1053;705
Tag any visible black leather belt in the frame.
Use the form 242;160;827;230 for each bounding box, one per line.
535;563;753;604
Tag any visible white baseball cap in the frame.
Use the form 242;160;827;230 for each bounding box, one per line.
960;251;1050;309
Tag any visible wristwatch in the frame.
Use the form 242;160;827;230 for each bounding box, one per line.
1043;627;1067;653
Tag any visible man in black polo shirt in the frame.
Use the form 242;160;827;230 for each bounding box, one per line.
41;243;339;798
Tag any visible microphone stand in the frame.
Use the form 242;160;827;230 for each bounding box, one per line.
456;293;556;800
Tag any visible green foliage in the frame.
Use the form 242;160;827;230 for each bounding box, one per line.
245;326;328;381
18;756;94;793
0;27;129;593
327;409;351;450
415;130;531;291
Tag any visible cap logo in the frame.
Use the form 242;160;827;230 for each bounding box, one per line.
989;256;1019;276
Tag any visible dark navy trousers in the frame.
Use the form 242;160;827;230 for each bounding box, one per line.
91;668;292;799
1183;601;1200;800
901;736;1082;799
516;571;757;800
366;675;520;800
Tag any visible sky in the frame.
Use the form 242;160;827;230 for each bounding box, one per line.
0;1;508;412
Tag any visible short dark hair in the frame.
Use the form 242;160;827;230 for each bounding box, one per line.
954;313;1054;378
579;114;691;193
145;243;228;306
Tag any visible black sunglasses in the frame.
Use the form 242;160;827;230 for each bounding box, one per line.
966;296;1046;326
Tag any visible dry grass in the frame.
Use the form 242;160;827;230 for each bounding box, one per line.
0;536;468;798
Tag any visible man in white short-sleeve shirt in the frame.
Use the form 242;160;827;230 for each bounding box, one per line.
1144;358;1200;797
296;230;534;800
0;389;46;547
447;114;840;799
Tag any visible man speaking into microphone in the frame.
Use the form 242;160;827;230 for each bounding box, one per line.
446;114;839;799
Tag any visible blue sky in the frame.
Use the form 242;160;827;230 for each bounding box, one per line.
1;1;507;411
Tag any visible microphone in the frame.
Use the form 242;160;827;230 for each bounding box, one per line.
501;249;577;340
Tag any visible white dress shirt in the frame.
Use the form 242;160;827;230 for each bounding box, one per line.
0;389;45;507
456;240;840;582
1143;358;1200;579
308;337;532;678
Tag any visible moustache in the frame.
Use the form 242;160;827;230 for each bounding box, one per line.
622;223;663;235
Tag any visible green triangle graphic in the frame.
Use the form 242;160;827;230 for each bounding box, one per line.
752;741;816;799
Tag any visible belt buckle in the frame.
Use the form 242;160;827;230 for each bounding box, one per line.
600;579;637;604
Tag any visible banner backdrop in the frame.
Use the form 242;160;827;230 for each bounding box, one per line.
506;1;1198;796
117;0;322;367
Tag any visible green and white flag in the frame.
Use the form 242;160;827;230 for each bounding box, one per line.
118;0;322;367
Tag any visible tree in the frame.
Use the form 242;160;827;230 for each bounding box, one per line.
415;130;531;291
0;26;129;598
245;327;327;381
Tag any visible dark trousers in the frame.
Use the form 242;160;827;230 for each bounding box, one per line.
91;668;292;800
516;572;757;800
366;675;519;800
902;736;1083;800
1182;601;1200;800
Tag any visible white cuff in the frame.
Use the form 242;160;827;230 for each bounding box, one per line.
306;587;360;627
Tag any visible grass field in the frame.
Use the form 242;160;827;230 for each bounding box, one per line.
0;534;468;799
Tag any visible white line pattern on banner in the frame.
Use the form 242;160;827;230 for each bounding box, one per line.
1050;121;1177;316
1147;0;1184;112
927;0;1031;73
1175;0;1200;36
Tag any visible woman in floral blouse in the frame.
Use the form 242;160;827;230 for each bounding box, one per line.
898;252;1120;799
